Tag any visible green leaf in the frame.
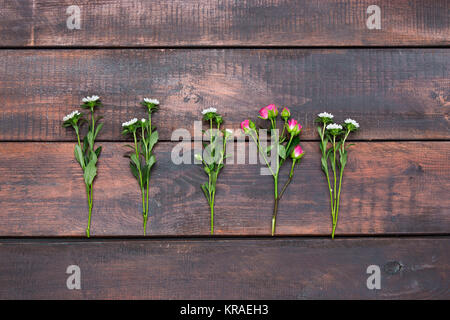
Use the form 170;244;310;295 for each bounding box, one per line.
129;161;140;181
87;131;94;150
83;160;97;186
317;126;323;138
201;184;210;202
147;154;156;169
123;144;135;150
89;150;98;165
130;153;140;170
204;166;210;174
94;146;102;158
74;145;85;169
278;145;286;159
321;156;328;173
265;145;274;155
148;131;159;151
94;123;103;140
339;149;348;168
83;135;89;153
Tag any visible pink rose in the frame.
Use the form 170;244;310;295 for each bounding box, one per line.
291;145;304;160
241;119;250;133
287;119;302;136
258;107;269;120
281;107;291;119
265;104;278;118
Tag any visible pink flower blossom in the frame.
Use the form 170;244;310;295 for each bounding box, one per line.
258;106;269;120
265;104;278;118
291;145;304;160
241;119;250;132
287;119;302;135
281;107;291;119
287;118;298;131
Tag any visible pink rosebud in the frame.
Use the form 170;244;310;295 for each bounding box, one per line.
265;104;278;118
287;118;297;130
241;120;250;132
287;118;302;136
291;145;304;160
241;119;255;133
281;107;291;119
258;106;269;120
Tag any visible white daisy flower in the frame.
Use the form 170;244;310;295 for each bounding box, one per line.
122;118;138;127
318;112;334;119
344;118;360;128
143;98;159;105
82;95;100;103
141;118;146;123
201;107;217;115
326;123;343;130
225;129;233;134
63;110;80;122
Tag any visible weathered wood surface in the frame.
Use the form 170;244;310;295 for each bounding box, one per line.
0;142;448;237
0;0;449;47
0;49;448;141
0;238;448;299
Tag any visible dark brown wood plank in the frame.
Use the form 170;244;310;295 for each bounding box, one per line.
0;238;448;299
0;49;448;141
0;142;448;237
0;0;449;47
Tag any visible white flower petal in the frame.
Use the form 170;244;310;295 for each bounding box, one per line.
201;107;217;115
122;118;138;127
318;112;334;119
143;98;159;105
63;110;80;121
344;118;360;128
326;123;343;130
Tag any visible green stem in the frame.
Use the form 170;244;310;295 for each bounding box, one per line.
133;131;146;224
210;190;215;235
90;108;95;151
278;159;296;202
85;184;92;238
281;119;287;140
332;136;337;239
251;132;275;177
333;129;350;239
145;112;152;235
272;175;278;236
74;126;81;147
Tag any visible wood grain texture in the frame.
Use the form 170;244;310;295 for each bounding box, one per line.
0;0;449;47
0;142;448;237
0;238;448;299
0;49;448;141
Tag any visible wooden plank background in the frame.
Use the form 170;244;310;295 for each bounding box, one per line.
0;238;448;299
0;49;448;141
0;0;448;299
0;0;448;46
0;142;448;236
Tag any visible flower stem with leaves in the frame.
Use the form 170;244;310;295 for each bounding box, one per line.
241;105;304;236
121;98;159;235
196;108;231;235
316;113;360;238
62;96;103;238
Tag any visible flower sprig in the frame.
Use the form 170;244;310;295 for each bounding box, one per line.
62;95;103;237
195;108;232;234
242;105;304;236
121;98;159;235
316;112;360;238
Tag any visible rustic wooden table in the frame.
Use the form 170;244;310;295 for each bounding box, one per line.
0;0;448;299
